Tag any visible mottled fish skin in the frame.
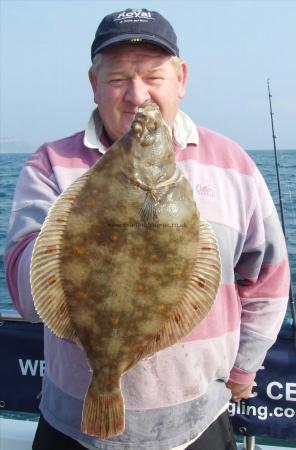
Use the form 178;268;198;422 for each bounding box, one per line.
61;102;199;390
31;100;221;440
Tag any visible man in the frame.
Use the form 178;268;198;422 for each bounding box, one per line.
4;8;290;450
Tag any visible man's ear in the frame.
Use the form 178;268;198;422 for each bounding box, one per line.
88;69;97;94
178;60;188;99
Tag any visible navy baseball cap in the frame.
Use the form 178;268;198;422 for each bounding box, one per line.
91;8;179;61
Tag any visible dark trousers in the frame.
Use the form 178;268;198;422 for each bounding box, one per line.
32;410;237;450
186;410;237;450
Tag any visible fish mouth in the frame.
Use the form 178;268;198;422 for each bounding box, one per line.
131;101;162;144
136;100;160;114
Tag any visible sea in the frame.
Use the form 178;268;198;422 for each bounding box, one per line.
0;150;295;327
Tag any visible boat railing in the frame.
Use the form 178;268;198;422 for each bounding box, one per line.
0;310;29;323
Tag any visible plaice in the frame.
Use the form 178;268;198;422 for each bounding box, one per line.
30;100;221;440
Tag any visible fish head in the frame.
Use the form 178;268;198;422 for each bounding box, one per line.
121;100;176;187
131;100;171;147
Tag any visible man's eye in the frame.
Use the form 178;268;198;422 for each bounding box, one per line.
109;78;126;85
147;77;163;83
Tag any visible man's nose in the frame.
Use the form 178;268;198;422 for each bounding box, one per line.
124;77;150;106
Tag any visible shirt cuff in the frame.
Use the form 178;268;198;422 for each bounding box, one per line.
229;366;256;385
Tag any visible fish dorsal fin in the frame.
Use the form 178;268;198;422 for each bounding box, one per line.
30;169;92;339
131;220;221;364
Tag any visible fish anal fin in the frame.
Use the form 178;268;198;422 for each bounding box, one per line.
142;220;221;356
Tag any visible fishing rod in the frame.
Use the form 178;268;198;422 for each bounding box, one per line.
267;78;296;348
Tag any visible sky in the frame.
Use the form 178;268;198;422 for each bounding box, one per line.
1;0;296;152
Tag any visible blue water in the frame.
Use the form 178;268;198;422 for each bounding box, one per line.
0;150;295;319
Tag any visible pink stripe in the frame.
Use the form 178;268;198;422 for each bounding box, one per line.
25;147;54;179
4;233;37;313
47;144;99;169
27;133;100;172
177;127;255;176
181;284;241;342
238;258;290;299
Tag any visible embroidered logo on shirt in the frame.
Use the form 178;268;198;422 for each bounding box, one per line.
195;184;215;198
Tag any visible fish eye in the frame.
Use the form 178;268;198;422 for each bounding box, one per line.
147;120;157;133
132;120;143;138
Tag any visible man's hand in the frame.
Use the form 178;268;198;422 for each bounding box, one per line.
226;380;253;401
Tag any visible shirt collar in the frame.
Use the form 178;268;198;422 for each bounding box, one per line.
83;107;199;152
83;108;107;154
172;109;199;148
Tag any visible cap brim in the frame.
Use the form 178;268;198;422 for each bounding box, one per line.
92;34;178;60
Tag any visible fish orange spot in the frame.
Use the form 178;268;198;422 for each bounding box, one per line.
132;344;141;352
74;290;87;300
111;317;119;326
72;245;82;255
196;278;206;288
110;234;119;241
155;334;161;343
137;283;145;291
59;304;66;314
174;312;181;323
45;245;57;254
175;271;183;277
57;218;66;224
158;304;166;312
48;275;57;285
86;197;96;206
201;246;212;251
191;303;199;311
149;254;160;262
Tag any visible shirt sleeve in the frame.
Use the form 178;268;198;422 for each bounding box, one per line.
4;147;60;322
230;167;290;384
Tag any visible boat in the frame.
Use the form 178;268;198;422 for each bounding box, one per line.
1;306;295;450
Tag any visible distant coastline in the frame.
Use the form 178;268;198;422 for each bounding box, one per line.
1;148;295;154
0;139;35;154
0;150;33;154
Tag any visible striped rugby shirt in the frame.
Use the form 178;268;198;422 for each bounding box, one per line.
4;109;290;449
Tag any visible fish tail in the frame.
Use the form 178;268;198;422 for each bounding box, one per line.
81;383;124;440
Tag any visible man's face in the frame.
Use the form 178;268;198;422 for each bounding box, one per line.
89;44;187;142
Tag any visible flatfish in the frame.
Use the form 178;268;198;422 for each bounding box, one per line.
30;100;221;440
